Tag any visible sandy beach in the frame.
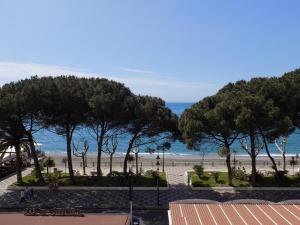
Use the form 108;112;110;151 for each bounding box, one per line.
45;152;298;175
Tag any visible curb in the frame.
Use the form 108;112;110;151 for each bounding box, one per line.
190;186;300;191
7;186;170;191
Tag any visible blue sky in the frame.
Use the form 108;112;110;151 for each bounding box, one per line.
0;0;300;102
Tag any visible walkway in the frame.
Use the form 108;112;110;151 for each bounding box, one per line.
165;167;188;189
0;188;299;210
0;167;299;210
0;168;32;190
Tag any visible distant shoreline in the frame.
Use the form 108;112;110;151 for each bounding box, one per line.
44;150;298;158
44;151;298;175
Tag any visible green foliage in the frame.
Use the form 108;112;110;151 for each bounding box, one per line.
189;171;300;187
144;170;158;178
126;96;178;141
193;165;204;177
43;157;55;173
17;172;167;187
232;167;248;181
217;146;229;157
212;172;220;183
3;70;300;188
276;170;288;180
43;157;55;168
188;171;250;187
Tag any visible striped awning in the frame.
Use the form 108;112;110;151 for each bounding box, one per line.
169;202;300;225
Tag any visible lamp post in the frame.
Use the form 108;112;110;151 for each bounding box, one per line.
128;160;133;225
156;153;160;207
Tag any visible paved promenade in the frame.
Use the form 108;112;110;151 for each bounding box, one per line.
0;166;299;225
0;167;299;211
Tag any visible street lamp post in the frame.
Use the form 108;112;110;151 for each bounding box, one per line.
128;161;133;225
156;153;160;207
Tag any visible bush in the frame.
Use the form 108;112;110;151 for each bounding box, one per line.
276;170;288;180
43;157;55;173
45;173;59;182
212;172;220;183
110;171;122;177
232;167;248;181
144;170;158;178
193;165;204;177
255;171;265;182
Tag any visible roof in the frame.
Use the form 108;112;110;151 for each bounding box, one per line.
0;213;129;225
169;202;300;225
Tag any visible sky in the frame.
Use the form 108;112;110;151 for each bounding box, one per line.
0;0;300;102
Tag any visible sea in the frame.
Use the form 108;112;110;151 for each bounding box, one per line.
33;103;300;157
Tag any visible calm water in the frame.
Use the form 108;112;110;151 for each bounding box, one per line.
33;103;300;156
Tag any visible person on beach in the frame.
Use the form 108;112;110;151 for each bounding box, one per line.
20;190;25;203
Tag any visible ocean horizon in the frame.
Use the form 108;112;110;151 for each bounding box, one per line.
33;103;300;157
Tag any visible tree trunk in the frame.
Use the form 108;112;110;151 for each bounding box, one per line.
135;152;138;175
260;129;280;180
109;154;113;174
162;150;165;173
66;132;75;184
123;135;137;173
283;152;286;171
97;142;102;176
14;143;23;184
224;141;232;186
97;131;105;177
28;134;45;184
250;131;257;186
82;155;86;175
293;165;294;176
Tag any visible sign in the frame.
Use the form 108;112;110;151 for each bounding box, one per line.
25;208;84;217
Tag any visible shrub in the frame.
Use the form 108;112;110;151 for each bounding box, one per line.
255;171;265;182
276;170;288;180
212;172;220;183
43;157;55;174
46;173;58;182
110;171;122;177
193;165;204;177
144;170;158;178
232;167;248;181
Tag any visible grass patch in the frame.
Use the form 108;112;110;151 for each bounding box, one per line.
188;171;300;187
189;171;250;187
254;175;300;187
17;171;167;187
